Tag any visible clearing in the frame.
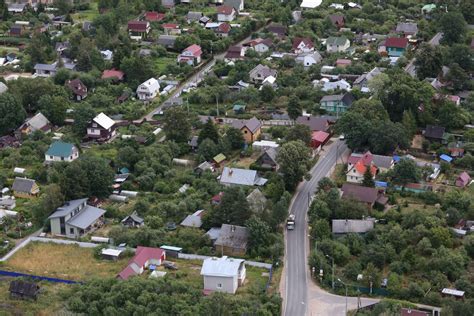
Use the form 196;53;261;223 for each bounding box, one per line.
1;242;127;281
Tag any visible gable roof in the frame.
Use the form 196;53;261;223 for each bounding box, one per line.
385;37;408;48
184;44;202;56
46;141;75;158
66;79;87;97
12;177;36;193
217;22;231;33
332;219;375;233
93;112;115;130
225;45;244;59
180;210;204;227
329;14;345;25
122;211;144;224
67;205;106;229
300;0;322;9
145;11;165;21
102;69;124;80
424;125;445;139
231;117;262;133
201;256;244;277
217;5;235;15
372;155;393;169
292;37;314;50
224;0;243;11
220;167;267;186
396;22;418;34
162;23;179;29
295;116;331;132
23;112;51;132
157;35;177;47
48;198;88;219
118;246;165;279
215;224;249;250
187;11;203;21
326;36;348;46
341;183;378;204
249;64;277;79
128;20;149;32
267;23;287;36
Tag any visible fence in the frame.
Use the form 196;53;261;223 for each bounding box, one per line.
178;253;272;270
0;270;79;284
352;286;389;296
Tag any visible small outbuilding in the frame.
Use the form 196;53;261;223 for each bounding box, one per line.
456;172;471;188
121;211;144;228
9;280;40;300
101;248;124;261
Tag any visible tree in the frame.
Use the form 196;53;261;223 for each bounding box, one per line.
197;138;219;161
439;12;467;45
401;110;417;139
246;216;271;256
212;187;250;226
38;95;68;126
277;140;311;190
72;104;95;136
31;184;64;226
362;168;375;187
120;56;155;89
445;63;469;91
391;158;421;186
260;85;275;102
350;98;389;122
335;112;371;151
285;124;311;145
198;118;219;144
414;44;443;80
163;108;191;143
437;99;470;130
448;44;474;72
287;95;302;120
368;121;410;154
0;93;26;135
224;127;245;150
117;146;140;170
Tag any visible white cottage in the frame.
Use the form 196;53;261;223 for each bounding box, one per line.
201;256;246;294
136;78;160;101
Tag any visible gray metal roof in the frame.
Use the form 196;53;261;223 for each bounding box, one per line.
12;177;36;193
180;210;204;228
332;219;375;234
249;64;277;80
201;256;244;277
34;63;56;71
121;211;144;224
67;205;106;229
157;35;177;46
321;94;344;102
220;167;267;186
396;22;418;34
48;198;88;219
215;224;249;250
372;154;393;169
206;227;222;241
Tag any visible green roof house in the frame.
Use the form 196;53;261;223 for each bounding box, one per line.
326;36;350;53
233;104;246;114
45;141;79;163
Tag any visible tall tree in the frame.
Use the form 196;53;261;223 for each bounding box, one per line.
198;118;219;144
362;168;375;187
224;127;245;150
72;104;96;136
163;108;191;143
414;44;443;80
277;140;311;190
391;158;421;186
287;95;302;120
0;93;26;135
285;124;312;145
439;12;467;45
214;187;250;226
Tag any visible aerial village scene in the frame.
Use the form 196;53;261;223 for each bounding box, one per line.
0;0;472;315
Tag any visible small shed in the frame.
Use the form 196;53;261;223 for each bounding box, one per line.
441;288;464;299
9;280;40;300
439;154;453;163
160;245;182;258
213;153;226;166
101;248;123;261
455;172;471;188
233;104;246;114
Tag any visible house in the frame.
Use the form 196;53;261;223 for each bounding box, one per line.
244;38;273;53
336;58;351;68
137;78;160;101
332;219;375;234
316;78;352;92
215;224;249;256
188;135;199;151
87;112;116;141
157;35;177;49
233;103;246;114
295;116;332;133
201;256;246;294
0;197;16;210
127;21;150;38
55;41;70;55
217;6;236;22
187;11;203;23
10;24;25;37
17;112;52;135
45;141;79;163
102;69;125;81
9;280;39;300
396;22;418;37
100;49;113;61
341;183;387;209
292;37;314;54
295;51;322;68
328;14;345;29
66;79;87;101
118;246;166;280
206;227;222;242
121;211;144;228
144;11;165;22
249;64;277;85
441;288;464;300
347;151;377;183
225;45;245;60
211;192;224;205
256;148;279;170
424;125;445;142
353;67;385;92
231;117;262;143
326;36;350;53
311;131;330;150
48;198;106;238
320;93;354;114
224;0;244;11
8;3;27;14
455;172;471;188
177;44;202;65
385;37;408;57
12;178;39;198
300;0;322;9
101;248;124;261
267;23;287;37
180;209;204;228
33;63;57;77
162;23;181;35
220;167;267;186
161;0;176;8
247;188;267;213
400;308;430;316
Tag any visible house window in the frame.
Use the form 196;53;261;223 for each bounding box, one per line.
90;129;95;133
69;227;74;235
61;157;64;161
217;283;222;289
49;156;53;159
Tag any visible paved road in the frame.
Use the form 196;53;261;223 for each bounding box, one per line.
283;139;348;316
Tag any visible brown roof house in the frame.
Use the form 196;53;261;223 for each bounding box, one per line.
328;15;345;29
267;23;287;37
341;183;387;209
231;117;262;143
295;116;333;132
225;45;245;60
217;5;236;22
249;64;277;85
12;177;39;198
66;79;87;101
215;224;249;256
455;172;471;188
127;21;150;39
424;125;446;143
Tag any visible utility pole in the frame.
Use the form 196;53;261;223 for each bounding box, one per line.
216;94;219;117
326;254;335;289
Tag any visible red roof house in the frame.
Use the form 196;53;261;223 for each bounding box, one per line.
145;11;165;22
336;58;352;67
292;37;314;53
177;44;202;65
216;22;231;37
311;131;330;149
162;23;181;35
118;246;166;280
385;37;409;49
455;172;471;188
217;5;236;22
102;69;125;81
128;21;150;34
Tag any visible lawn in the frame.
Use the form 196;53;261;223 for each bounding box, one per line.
154;56;177;75
1;242;128;281
71;1;99;22
0;280;68;315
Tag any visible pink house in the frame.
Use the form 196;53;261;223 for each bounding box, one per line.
118;246;166;280
178;44;202;66
455;172;471;188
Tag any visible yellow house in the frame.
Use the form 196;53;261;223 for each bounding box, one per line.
231;117;262;143
12;177;40;198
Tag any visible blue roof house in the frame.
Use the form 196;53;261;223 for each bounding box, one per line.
45;141;79;163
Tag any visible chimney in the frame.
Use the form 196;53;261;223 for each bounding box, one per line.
231;225;236;232
228;168;233;176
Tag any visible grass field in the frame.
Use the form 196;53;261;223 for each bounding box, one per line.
1;242;128;281
154;56;177;75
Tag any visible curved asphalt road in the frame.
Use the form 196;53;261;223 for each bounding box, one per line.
283;139;348;316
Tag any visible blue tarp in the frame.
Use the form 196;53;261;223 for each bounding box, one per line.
119;167;130;174
393;155;400;163
440;154;453;163
375;181;388;188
